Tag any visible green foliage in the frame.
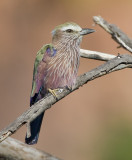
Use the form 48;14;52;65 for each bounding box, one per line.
101;122;132;160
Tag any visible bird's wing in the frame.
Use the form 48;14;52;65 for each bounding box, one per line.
30;44;56;105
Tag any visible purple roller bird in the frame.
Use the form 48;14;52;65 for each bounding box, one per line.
25;22;95;144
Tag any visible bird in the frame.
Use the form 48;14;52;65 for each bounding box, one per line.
25;22;95;145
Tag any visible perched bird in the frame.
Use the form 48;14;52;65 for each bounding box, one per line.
25;22;95;145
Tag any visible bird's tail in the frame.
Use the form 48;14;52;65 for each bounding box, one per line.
25;111;45;145
25;92;45;145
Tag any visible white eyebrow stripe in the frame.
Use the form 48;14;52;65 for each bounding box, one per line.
61;24;82;32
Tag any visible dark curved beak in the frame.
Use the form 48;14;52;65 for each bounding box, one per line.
80;28;95;35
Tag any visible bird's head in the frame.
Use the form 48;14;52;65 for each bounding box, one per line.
52;22;95;45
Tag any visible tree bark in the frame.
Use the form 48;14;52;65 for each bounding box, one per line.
0;15;132;160
0;137;62;160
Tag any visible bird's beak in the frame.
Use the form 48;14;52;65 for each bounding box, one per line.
80;28;95;35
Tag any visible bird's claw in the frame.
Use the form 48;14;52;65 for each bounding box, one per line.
48;88;57;97
48;88;64;100
48;88;62;100
66;86;72;91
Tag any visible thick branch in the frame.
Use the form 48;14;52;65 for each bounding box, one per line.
0;54;132;143
1;16;132;160
0;137;62;160
93;16;132;53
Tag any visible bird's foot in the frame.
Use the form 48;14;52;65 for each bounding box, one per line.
48;88;63;99
66;86;72;91
48;88;57;97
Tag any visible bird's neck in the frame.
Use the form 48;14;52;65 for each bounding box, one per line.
52;38;81;57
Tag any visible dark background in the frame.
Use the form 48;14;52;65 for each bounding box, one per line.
0;0;132;160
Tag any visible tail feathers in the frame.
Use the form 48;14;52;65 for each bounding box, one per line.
25;112;45;145
26;89;45;145
30;93;39;106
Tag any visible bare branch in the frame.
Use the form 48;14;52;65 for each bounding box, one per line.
0;54;132;143
0;137;62;160
80;49;116;61
1;15;132;160
93;16;132;53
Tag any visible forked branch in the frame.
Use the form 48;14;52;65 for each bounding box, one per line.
1;15;132;160
0;54;132;143
93;16;132;52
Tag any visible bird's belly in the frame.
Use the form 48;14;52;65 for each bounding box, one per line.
43;66;77;90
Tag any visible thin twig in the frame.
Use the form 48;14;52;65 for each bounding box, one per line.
93;16;132;53
0;54;132;143
80;49;116;61
1;15;132;160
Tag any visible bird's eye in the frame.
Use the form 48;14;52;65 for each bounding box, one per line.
66;29;73;33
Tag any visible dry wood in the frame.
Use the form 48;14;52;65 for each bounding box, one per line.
0;54;132;143
1;15;132;160
0;137;62;160
80;49;116;61
93;16;132;52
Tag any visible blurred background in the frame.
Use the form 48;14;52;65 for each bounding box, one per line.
0;0;132;160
